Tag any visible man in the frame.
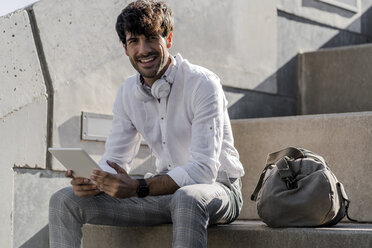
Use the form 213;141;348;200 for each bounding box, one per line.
49;1;244;247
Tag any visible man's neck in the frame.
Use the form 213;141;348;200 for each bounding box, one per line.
142;56;172;88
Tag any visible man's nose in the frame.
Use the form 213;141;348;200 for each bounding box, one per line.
138;40;151;55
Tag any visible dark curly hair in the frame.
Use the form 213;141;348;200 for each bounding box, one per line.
116;0;174;45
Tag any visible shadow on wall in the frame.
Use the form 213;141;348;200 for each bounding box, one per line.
226;6;372;119
19;225;49;248
57;115;105;155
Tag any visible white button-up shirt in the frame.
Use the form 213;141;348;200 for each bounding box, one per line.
98;54;244;187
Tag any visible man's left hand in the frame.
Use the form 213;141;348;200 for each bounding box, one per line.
90;161;139;198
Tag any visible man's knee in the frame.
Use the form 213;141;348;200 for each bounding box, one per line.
170;186;208;215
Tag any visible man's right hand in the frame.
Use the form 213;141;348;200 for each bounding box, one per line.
66;170;100;198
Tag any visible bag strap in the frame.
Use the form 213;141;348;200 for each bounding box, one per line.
251;147;305;201
336;182;359;222
250;163;273;201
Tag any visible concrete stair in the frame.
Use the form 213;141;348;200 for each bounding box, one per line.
82;110;372;247
82;221;372;248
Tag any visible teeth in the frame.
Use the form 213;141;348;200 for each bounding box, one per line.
140;57;155;63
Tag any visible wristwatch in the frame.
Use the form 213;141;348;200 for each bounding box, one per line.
136;179;150;198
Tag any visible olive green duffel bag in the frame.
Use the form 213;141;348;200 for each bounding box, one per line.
251;147;354;228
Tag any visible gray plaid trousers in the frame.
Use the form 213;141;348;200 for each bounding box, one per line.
49;178;242;248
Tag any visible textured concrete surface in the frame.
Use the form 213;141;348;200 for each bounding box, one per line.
231;112;372;222
12;170;70;248
82;220;372;248
0;10;47;248
298;44;372;115
0;10;46;119
169;0;277;93
277;0;372;35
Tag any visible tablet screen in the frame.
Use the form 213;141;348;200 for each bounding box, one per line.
48;148;101;179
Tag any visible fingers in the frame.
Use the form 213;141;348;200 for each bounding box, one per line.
106;160;126;174
71;177;91;186
65;170;74;178
90;172;117;188
70;177;100;198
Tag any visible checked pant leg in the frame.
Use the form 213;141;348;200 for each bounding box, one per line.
49;187;173;248
170;180;242;248
49;179;242;248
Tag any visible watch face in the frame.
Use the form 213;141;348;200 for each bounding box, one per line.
138;186;150;198
137;179;149;198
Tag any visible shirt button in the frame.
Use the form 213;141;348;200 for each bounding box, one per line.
163;141;166;145
161;117;164;120
168;164;171;168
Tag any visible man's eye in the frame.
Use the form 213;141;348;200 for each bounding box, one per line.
127;39;136;45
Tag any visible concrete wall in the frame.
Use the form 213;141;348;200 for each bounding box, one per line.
169;0;278;93
13;170;70;248
0;10;48;247
298;43;372;115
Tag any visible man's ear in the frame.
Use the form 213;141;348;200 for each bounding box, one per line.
166;32;173;49
123;43;129;56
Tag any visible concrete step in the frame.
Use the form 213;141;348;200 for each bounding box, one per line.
81;112;372;248
82;220;372;248
298;43;372;115
231;111;372;222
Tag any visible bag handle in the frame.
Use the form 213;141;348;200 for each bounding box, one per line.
266;147;304;166
251;147;305;201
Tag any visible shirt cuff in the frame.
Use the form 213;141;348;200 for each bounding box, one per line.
167;166;196;187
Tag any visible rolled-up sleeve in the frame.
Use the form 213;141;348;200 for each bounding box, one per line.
167;74;225;187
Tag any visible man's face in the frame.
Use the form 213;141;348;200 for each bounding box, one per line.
124;32;173;85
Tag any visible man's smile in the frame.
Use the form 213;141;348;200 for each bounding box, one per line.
136;54;158;67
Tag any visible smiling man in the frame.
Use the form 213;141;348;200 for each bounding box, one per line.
49;1;244;247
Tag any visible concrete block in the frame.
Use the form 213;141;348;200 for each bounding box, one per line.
298;44;372;115
0;98;48;248
169;0;277;93
0;10;46;119
12;170;70;248
231;112;372;222
0;9;47;248
82;221;372;248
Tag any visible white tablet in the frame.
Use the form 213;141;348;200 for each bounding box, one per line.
48;148;101;179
